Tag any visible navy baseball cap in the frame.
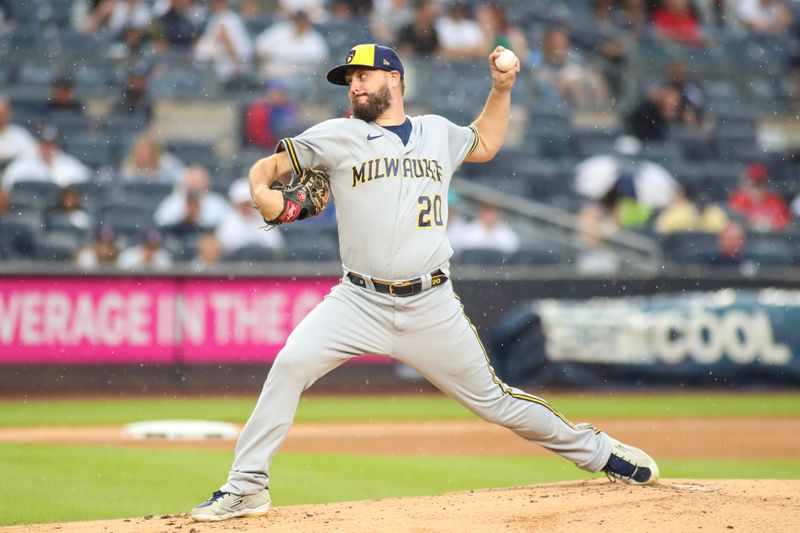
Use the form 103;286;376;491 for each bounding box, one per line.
326;44;404;86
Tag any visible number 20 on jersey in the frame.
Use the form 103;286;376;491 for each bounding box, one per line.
418;195;444;228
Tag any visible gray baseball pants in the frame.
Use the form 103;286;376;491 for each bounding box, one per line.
222;279;612;495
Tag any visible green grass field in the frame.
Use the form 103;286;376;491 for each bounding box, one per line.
1;392;799;526
2;392;799;427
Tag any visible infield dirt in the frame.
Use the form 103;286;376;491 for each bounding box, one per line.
3;479;798;532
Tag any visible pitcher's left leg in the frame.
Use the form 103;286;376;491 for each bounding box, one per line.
393;284;611;473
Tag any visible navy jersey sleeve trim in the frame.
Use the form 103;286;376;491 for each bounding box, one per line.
466;125;480;158
276;137;302;175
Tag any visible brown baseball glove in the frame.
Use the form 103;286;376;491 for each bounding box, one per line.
264;168;331;226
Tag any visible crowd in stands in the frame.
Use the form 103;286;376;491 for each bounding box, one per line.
1;0;800;272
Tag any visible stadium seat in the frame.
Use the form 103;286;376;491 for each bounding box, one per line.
639;142;682;169
698;161;743;201
62;136;115;169
166;140;219;171
0;213;41;259
510;245;562;265
746;233;794;267
457;247;513;265
99;202;151;243
45;212;91;240
16;63;55;87
668;127;711;161
11;181;62;207
285;234;339;261
224;245;282;263
72;181;114;215
662;231;718;264
121;182;174;207
36;231;81;261
572;128;622;159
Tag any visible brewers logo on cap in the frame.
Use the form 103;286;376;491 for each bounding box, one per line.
326;44;405;86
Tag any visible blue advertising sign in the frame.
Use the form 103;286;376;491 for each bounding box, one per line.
488;289;800;387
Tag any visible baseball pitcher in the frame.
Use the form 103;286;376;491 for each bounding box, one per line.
191;43;659;522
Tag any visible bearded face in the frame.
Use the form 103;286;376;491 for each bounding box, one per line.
349;81;392;123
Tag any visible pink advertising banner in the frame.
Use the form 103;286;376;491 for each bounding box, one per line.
0;276;352;365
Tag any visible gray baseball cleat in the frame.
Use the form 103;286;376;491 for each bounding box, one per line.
191;489;271;521
602;439;660;485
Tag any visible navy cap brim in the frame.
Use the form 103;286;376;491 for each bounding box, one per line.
326;64;355;86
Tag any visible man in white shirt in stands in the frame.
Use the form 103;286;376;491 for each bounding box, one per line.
453;200;520;254
0;96;36;169
216;177;285;255
193;0;253;82
435;2;486;59
154;165;230;228
2;125;91;190
255;10;329;80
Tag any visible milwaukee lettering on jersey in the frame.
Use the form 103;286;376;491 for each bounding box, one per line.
351;157;443;187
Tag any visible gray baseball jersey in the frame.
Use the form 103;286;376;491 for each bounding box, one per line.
219;114;613;498
277;115;478;280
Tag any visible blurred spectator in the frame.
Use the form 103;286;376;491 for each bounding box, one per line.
587;0;632;97
112;63;154;119
652;0;707;47
728;162;791;231
255;10;329;80
191;231;224;270
654;185;729;234
531;26;610;107
0;185;9;214
575;136;677;226
216;178;285;254
655;58;705;124
695;0;742;35
446;190;468;248
108;25;149;59
75;227;121;269
476;3;528;63
452;201;519;254
2;126;91;190
735;0;792;34
244;80;299;149
193;0;253;83
41;78;86;116
117;229;173;269
0;0;14;34
83;0;152;36
47;185;93;231
576;202;621;274
154;166;230;227
371;0;413;43
154;0;201;49
161;191;214;238
0;96;36;168
121;133;186;183
625;85;681;141
708;220;747;265
435;2;485;60
617;0;649;38
396;0;441;58
277;0;326;23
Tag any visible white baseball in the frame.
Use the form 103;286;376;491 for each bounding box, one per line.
494;49;518;72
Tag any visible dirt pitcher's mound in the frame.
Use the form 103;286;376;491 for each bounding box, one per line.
5;479;798;533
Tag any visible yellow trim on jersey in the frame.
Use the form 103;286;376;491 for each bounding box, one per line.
349;44;376;67
466;124;480;158
452;291;601;435
282;138;301;175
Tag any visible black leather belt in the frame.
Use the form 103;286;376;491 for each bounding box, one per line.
347;269;448;297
